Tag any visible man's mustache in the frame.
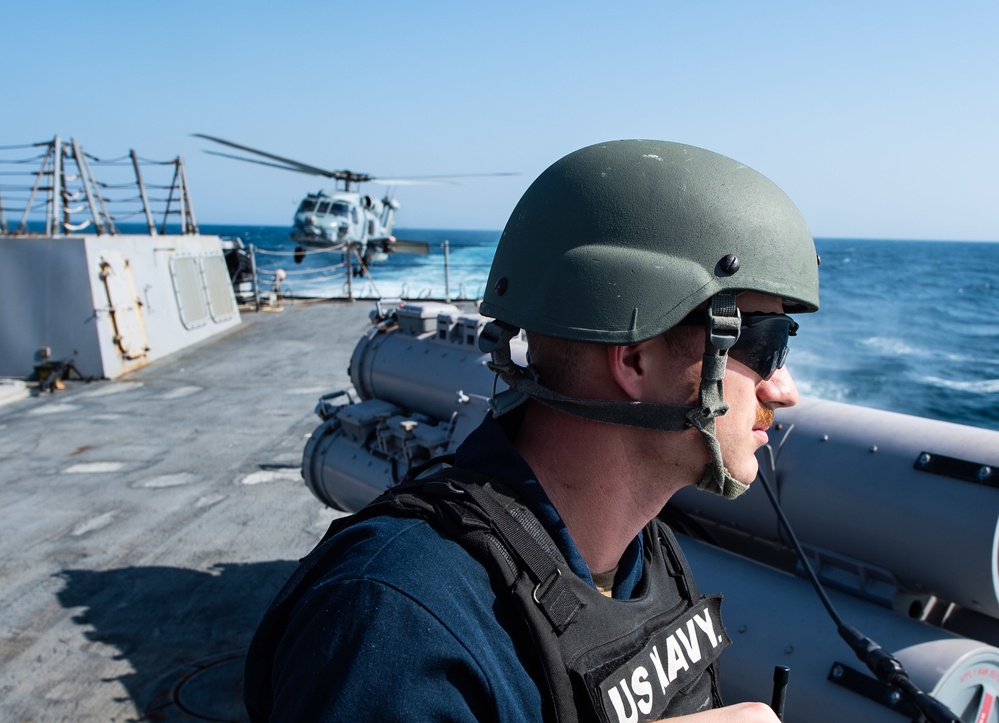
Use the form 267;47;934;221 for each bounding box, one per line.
756;406;775;428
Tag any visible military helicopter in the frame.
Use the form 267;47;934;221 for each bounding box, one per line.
194;134;515;270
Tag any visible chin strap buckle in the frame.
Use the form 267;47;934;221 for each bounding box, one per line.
480;320;521;372
481;320;533;417
696;292;740;423
706;293;741;351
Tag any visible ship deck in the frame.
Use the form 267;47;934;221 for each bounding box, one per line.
0;299;383;721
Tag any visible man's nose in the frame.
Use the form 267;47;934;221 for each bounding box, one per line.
759;365;799;408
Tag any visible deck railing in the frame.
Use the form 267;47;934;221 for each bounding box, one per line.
0;136;198;237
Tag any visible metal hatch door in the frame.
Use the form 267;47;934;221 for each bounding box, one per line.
169;254;210;330
98;250;149;360
199;252;236;323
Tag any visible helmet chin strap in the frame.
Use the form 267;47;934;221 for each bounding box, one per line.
481;293;750;499
686;293;751;500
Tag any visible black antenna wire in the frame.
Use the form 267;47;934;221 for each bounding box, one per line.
757;430;962;723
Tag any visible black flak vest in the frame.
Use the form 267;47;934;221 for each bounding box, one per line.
247;469;730;722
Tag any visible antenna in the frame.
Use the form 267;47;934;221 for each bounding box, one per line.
757;433;961;723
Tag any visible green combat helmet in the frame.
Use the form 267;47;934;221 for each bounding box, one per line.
478;139;820;499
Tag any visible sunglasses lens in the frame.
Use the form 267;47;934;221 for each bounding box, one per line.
728;314;796;380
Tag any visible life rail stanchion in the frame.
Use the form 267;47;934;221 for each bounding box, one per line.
250;243;260;311
443;240;450;303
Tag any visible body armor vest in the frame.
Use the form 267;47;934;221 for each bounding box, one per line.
249;469;730;722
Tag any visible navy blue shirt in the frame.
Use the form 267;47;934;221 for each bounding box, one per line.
256;413;644;721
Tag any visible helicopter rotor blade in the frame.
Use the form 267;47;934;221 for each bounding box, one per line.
194;133;517;187
368;172;518;185
368;178;456;186
193;133;346;179
202;150;325;176
383;172;519;180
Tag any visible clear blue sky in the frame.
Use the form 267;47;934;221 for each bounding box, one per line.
7;1;998;240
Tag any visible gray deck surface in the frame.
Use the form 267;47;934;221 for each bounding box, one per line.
0;299;382;721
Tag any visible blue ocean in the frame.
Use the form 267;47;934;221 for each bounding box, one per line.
203;224;999;433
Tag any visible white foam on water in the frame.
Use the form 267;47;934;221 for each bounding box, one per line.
919;376;999;394
858;336;923;356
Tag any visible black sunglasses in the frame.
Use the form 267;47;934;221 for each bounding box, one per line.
677;311;798;380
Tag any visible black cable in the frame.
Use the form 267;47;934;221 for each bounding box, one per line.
758;445;844;627
757;440;961;723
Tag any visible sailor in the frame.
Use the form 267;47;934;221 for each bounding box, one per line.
243;140;820;721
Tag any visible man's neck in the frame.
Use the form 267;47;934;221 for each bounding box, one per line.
514;403;690;576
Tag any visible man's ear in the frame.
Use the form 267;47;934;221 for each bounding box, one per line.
606;341;656;401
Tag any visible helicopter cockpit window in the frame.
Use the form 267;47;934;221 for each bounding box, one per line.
352;208;359;223
330;202;351;218
297;199;317;213
316;201;332;215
